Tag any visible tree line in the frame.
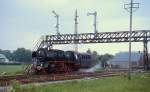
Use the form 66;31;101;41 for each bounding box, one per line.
0;48;114;66
0;48;32;63
86;49;114;68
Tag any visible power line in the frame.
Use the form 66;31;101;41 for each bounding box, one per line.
124;0;139;80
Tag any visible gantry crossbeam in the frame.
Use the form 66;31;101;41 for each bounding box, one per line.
42;30;150;45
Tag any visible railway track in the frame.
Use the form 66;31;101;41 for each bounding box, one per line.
0;70;127;86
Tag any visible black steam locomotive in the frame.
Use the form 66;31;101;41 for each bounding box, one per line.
32;48;92;74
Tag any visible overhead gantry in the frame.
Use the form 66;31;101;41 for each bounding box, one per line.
35;30;150;70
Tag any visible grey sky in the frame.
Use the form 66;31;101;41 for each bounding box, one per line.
0;0;150;54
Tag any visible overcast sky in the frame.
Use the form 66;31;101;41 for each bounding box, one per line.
0;0;150;55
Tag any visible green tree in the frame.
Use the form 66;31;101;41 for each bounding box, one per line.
100;54;113;68
92;51;98;57
91;51;99;65
86;49;114;68
12;48;32;63
86;49;100;66
86;49;92;54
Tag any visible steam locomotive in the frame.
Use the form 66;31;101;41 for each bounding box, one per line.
31;48;92;74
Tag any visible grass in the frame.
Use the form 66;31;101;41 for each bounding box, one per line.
8;72;150;92
0;65;24;75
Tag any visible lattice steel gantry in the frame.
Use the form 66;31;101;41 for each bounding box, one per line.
37;30;150;70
